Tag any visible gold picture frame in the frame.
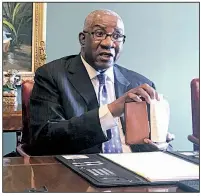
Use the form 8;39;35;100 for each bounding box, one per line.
3;2;47;81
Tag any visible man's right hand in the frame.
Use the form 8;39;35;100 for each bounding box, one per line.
108;83;160;117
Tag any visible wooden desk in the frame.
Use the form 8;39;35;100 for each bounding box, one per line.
3;156;183;193
3;104;22;132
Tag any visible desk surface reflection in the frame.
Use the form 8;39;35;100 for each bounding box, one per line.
3;156;183;193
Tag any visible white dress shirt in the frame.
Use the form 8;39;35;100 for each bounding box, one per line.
81;55;131;153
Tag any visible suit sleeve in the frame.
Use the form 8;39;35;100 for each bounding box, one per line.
29;66;108;155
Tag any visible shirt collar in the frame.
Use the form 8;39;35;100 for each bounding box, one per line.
81;55;98;80
81;55;114;83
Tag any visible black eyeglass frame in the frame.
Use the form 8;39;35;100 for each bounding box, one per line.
83;30;126;43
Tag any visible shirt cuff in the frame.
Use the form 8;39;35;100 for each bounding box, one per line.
99;105;118;135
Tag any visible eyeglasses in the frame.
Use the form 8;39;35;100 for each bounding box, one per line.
83;29;126;42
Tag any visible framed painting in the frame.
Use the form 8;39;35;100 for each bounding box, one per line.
3;2;47;81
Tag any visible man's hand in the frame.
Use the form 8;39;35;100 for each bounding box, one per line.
144;132;175;151
108;83;159;117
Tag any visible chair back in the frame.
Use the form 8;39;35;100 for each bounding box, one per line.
21;80;34;144
190;78;200;150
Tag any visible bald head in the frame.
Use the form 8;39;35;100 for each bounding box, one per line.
83;9;124;32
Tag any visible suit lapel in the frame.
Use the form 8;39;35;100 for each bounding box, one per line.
113;65;130;134
66;58;131;122
67;55;98;110
113;65;130;99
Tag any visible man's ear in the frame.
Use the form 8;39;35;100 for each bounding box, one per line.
79;32;86;47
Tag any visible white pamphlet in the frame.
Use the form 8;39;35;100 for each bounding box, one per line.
150;95;170;142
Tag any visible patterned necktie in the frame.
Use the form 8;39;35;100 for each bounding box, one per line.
97;72;123;153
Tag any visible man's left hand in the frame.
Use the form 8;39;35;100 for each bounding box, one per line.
144;132;175;151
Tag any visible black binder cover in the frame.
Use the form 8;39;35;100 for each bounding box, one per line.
169;151;199;165
55;151;198;188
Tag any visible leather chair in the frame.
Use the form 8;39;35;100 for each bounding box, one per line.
188;78;200;151
16;80;34;157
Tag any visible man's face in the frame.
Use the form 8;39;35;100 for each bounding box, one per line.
80;14;125;71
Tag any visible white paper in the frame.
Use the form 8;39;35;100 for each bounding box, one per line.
62;155;89;159
100;152;199;182
150;95;170;142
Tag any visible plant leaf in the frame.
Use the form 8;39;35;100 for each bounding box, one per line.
16;17;23;35
12;3;21;24
3;19;17;38
2;3;9;19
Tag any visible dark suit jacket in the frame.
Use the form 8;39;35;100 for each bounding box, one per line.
28;55;171;155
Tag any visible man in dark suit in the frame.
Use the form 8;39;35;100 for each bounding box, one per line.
29;9;174;155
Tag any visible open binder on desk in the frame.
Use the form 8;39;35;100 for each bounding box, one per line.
55;151;199;188
100;152;199;182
